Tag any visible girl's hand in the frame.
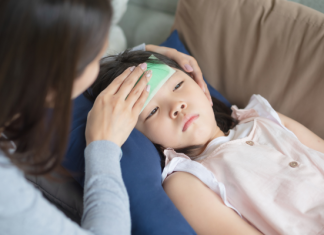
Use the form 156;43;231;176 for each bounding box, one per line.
146;44;213;106
85;63;151;147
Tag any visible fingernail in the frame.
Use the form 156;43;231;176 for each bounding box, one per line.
211;100;213;106
146;70;152;79
184;64;193;71
130;66;135;72
146;84;150;92
139;63;147;70
203;87;206;93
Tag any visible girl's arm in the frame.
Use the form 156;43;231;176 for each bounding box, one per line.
277;112;324;154
163;172;262;235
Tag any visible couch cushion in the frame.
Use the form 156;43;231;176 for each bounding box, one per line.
129;0;179;15
172;0;324;138
288;0;324;14
105;0;128;55
119;3;175;48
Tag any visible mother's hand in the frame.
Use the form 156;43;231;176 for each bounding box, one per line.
85;63;151;147
146;44;213;106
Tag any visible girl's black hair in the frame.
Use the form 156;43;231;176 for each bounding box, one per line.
85;50;238;169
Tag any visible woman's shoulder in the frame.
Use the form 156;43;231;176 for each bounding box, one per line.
0;150;15;170
0;151;33;217
0;150;7;161
0;150;27;194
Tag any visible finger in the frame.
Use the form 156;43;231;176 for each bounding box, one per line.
184;64;194;72
179;57;204;88
133;84;150;114
187;60;213;105
183;62;194;72
100;66;135;96
204;83;213;106
177;57;203;88
190;66;205;93
189;59;204;86
87;110;92;120
126;69;152;108
116;63;147;99
173;54;194;73
197;81;213;106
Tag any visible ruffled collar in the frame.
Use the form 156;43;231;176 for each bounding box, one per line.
163;130;234;165
163;105;259;166
163;148;191;166
231;105;259;122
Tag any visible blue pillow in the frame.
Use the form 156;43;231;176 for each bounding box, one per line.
63;30;230;235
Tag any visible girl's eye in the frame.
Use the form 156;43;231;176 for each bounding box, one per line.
173;81;184;91
145;81;183;121
146;107;159;120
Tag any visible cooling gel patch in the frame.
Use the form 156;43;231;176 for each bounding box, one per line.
135;55;176;114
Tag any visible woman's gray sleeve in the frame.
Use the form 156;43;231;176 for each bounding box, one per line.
82;140;130;235
0;140;130;235
80;43;145;233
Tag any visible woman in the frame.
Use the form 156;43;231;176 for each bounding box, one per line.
0;0;211;234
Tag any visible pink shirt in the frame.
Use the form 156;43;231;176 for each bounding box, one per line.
162;95;324;235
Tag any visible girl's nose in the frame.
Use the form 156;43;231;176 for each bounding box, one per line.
171;102;187;118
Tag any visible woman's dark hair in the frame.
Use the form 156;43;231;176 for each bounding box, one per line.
0;0;112;175
85;50;238;169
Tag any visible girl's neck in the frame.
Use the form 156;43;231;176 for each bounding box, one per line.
212;127;226;140
199;127;226;154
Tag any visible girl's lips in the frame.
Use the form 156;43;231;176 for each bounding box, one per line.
182;115;199;132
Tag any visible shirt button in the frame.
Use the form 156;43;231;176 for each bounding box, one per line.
289;161;299;168
246;141;254;146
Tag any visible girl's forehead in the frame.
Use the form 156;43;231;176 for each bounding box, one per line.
157;70;183;91
140;70;182;112
148;70;189;101
166;70;180;82
165;69;186;83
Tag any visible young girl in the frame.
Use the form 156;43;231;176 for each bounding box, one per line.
86;50;324;235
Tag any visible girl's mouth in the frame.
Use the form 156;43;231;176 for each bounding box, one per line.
182;114;199;132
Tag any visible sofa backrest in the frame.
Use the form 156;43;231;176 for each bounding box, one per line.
172;0;324;138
